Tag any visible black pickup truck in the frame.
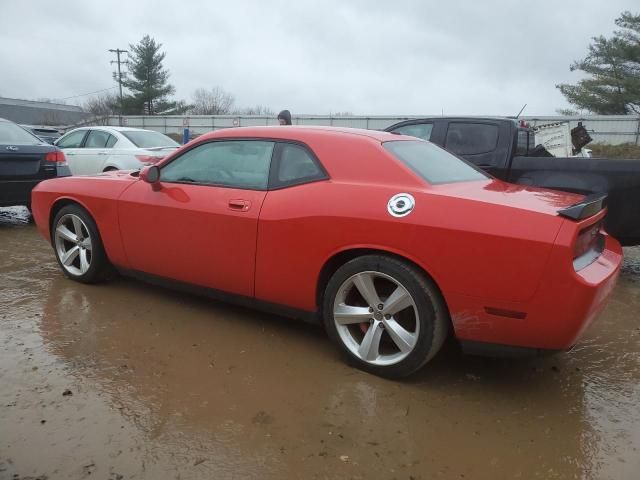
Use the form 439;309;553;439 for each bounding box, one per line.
385;117;640;246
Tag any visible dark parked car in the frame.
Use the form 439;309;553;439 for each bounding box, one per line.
20;125;62;145
385;117;640;246
0;117;70;209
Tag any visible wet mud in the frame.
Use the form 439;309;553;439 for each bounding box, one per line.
1;206;639;479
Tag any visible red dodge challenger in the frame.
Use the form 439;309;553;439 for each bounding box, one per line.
31;126;622;378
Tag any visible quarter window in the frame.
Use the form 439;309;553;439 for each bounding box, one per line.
275;143;324;185
160;140;274;190
56;130;87;149
445;123;499;155
391;123;433;141
105;135;117;148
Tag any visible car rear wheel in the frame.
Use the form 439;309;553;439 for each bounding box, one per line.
52;205;112;283
323;255;448;378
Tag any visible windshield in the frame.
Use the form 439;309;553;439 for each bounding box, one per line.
121;130;179;149
0;121;44;145
383;140;488;184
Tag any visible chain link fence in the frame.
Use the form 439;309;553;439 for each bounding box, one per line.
78;114;640;145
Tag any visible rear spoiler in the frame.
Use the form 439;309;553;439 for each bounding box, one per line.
558;193;607;220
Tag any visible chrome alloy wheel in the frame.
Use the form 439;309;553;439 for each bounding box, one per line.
54;213;93;276
333;271;419;366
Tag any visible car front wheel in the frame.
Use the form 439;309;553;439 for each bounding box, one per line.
323;255;448;378
52;204;112;283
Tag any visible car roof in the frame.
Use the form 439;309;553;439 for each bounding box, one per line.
201;125;405;143
21;125;60;131
387;116;518;128
68;126;161;133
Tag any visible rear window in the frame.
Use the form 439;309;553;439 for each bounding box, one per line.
383;140;488;184
0;121;43;145
121;130;179;148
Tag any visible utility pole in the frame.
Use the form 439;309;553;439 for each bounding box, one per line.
109;48;128;124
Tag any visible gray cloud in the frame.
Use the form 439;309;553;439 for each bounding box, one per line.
1;0;637;115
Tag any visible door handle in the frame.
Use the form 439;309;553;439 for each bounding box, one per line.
228;199;250;211
98;152;108;155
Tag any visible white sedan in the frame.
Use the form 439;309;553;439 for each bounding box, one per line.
54;126;180;175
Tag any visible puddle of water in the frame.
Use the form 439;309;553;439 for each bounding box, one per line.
1;209;639;479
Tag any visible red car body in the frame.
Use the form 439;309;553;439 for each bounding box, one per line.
32;126;622;355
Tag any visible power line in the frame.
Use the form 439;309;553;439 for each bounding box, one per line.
60;86;118;100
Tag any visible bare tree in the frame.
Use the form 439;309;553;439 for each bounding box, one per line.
190;87;235;115
83;93;120;116
233;105;274;115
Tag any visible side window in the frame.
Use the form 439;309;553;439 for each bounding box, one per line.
56;130;86;149
85;130;111;148
105;134;117;148
160;140;274;190
391;123;433;141
444;123;499;155
273;143;325;187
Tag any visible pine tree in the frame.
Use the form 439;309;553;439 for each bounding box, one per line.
123;35;175;114
556;11;640;114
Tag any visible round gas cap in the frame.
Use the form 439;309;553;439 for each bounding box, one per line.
387;193;415;217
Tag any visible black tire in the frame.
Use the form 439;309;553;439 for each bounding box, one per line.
51;204;113;284
322;255;448;378
103;167;118;172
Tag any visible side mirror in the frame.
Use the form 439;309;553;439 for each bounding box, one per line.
140;165;161;190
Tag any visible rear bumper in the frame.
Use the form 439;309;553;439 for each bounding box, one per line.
0;166;70;208
0;179;40;206
450;234;623;351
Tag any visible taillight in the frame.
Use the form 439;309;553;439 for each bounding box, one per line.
45;150;67;165
135;155;164;164
574;221;602;259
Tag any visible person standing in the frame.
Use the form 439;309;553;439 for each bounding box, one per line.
277;110;292;125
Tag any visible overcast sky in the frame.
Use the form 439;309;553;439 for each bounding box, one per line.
1;0;637;115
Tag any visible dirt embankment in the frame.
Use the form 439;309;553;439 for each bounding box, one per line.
590;144;640;159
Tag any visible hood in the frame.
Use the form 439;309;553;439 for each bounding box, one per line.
433;179;584;216
95;169;141;178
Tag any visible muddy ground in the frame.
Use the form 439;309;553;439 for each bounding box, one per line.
1;206;639;480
